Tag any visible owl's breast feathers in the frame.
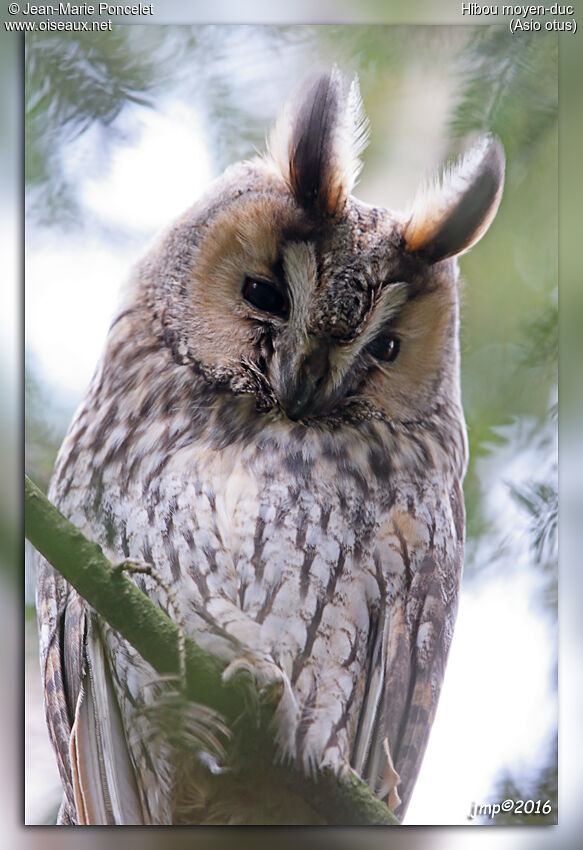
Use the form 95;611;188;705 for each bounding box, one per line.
42;350;465;822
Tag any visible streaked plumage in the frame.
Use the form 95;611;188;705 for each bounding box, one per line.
37;70;504;824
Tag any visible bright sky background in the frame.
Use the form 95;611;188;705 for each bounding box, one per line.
25;99;214;399
24;82;557;829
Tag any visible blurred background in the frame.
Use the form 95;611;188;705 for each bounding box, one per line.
0;7;577;847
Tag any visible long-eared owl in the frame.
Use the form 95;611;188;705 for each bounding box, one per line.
36;70;504;824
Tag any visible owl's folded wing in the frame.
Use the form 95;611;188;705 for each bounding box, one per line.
36;559;145;825
36;559;77;820
351;516;463;821
384;547;462;821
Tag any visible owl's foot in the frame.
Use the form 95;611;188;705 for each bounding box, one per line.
222;649;301;762
222;649;290;709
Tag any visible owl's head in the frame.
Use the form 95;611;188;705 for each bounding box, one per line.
136;70;504;427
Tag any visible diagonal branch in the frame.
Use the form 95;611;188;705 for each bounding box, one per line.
25;474;398;826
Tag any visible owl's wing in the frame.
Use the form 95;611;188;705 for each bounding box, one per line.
384;548;461;820
352;492;464;821
36;558;145;825
36;558;78;820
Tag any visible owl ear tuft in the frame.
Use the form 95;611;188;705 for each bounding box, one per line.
403;136;505;264
268;69;370;217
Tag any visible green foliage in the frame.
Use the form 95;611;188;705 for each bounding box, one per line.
450;27;557;169
453;27;558;550
518;300;558;380
26;28;161;222
25;365;71;491
509;473;558;614
482;736;558;825
509;481;557;567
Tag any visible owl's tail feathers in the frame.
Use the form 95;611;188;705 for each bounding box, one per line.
379;737;402;813
68;623;147;825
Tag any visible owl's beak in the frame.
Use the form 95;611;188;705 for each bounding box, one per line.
280;336;330;421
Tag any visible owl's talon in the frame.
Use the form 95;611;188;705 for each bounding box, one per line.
221;652;284;695
258;679;284;707
221;657;249;684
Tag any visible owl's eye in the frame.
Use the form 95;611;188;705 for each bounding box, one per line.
242;277;288;318
367;333;401;363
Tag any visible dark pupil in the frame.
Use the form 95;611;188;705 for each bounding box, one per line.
242;278;288;317
367;333;400;362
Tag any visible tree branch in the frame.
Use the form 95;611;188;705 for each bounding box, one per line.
25;474;398;825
